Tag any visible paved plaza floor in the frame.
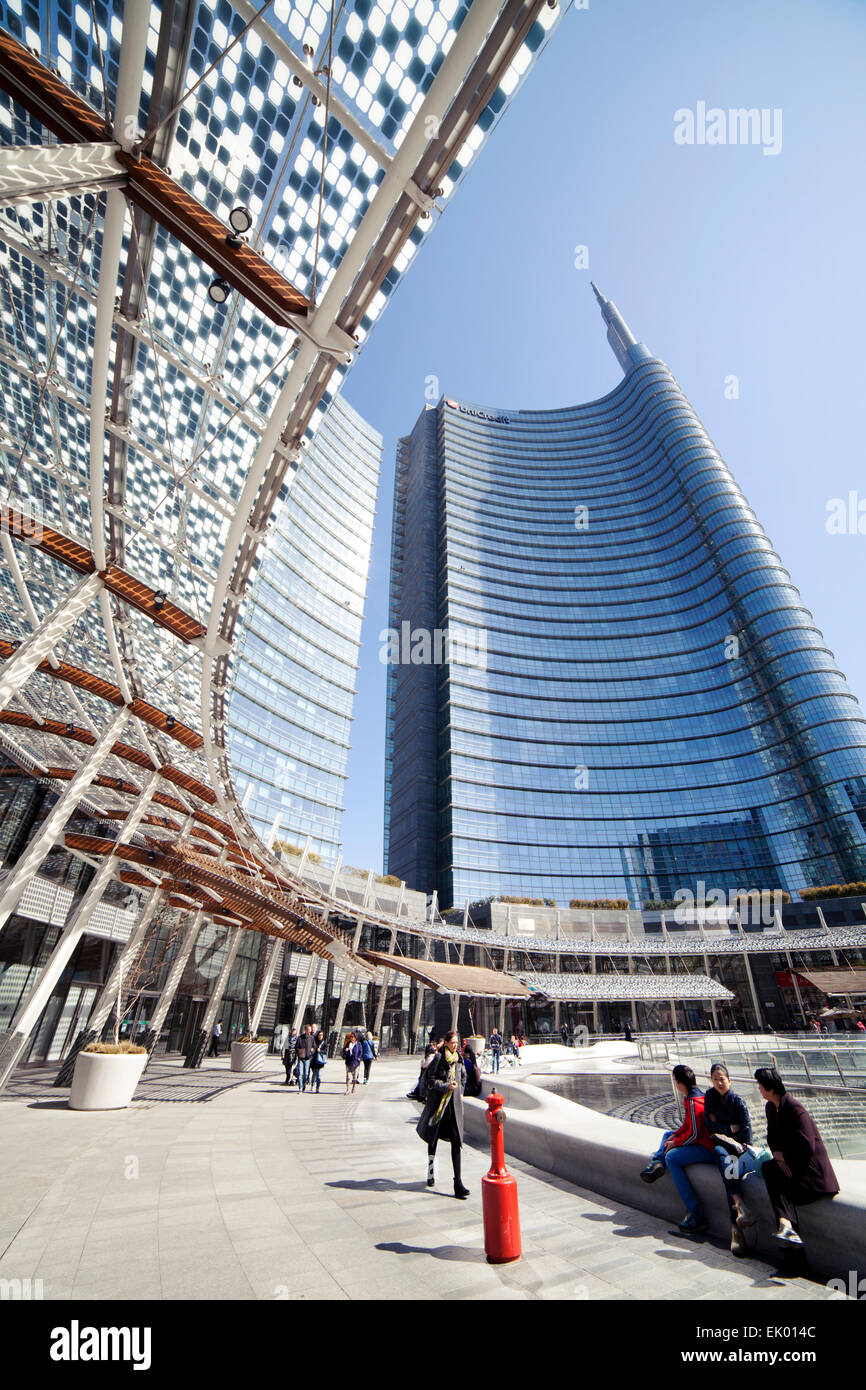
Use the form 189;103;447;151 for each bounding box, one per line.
0;1055;848;1301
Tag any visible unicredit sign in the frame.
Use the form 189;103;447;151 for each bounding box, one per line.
444;399;510;424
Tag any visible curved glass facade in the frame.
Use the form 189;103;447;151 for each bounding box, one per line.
228;395;381;862
385;295;866;909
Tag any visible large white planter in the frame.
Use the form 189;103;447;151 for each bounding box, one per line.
230;1041;267;1072
467;1036;487;1057
68;1050;148;1111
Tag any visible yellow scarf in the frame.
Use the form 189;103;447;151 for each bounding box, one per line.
432;1049;459;1124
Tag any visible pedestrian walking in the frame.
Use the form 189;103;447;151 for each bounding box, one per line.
489;1027;502;1073
208;1019;222;1058
310;1029;327;1092
559;1022;569;1047
342;1031;362;1093
361;1029;378;1084
282;1027;298;1085
295;1023;316;1093
416;1029;470;1199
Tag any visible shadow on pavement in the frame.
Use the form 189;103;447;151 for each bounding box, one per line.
326;1178;428;1193
376;1241;485;1263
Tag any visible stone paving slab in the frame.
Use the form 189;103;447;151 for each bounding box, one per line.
0;1055;849;1302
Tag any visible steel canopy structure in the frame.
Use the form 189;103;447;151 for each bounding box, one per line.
0;0;568;1079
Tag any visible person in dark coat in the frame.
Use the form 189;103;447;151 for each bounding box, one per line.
281;1027;298;1085
309;1029;326;1093
462;1041;482;1098
294;1024;316;1093
416;1029;470;1198
489;1028;503;1073
406;1040;439;1100
754;1066;839;1263
342;1031;362;1094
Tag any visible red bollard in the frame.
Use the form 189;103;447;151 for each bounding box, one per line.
482;1090;521;1264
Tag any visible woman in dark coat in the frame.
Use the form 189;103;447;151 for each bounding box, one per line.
754;1066;839;1259
462;1042;482;1098
416;1029;470;1199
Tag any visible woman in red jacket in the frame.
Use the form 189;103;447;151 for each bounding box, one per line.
640;1064;717;1232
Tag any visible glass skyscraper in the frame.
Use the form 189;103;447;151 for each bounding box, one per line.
227;395;381;863
385;287;866;910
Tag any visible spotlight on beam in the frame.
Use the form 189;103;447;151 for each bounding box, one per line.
228;206;253;234
207;277;231;305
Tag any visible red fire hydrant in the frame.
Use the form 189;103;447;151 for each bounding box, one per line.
482;1091;521;1264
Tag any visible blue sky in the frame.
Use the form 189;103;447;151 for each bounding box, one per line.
338;0;866;873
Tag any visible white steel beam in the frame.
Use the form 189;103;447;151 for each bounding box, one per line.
331;915;366;1045
85;886;165;1037
249;936;283;1034
0;531;99;734
372;926;397;1037
291;952;320;1032
0;701;130;936
199;927;243;1045
0;769;160;1091
146;907;206;1044
0;141;126;207
86;1;150;713
0;571;103;710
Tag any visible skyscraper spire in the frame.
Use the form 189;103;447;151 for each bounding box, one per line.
590;283;649;373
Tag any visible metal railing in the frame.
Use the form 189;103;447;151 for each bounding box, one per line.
638;1033;866;1090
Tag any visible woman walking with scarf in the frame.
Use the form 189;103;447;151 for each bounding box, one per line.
416;1029;470;1199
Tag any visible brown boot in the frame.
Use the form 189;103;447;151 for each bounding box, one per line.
730;1223;746;1257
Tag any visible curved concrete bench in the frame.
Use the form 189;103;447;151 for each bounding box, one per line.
464;1077;866;1287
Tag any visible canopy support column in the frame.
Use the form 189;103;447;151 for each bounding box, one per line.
0;761;155;1090
0;703;130;937
331;917;365;1048
250;937;283;1034
189;925;243;1065
146;908;206;1055
373;927;397;1037
0;572;103;712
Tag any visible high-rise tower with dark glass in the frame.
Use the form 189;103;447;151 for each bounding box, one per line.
384;288;866;910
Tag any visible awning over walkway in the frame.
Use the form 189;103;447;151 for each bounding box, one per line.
797;969;866;997
516;973;736;1002
360;951;532;999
